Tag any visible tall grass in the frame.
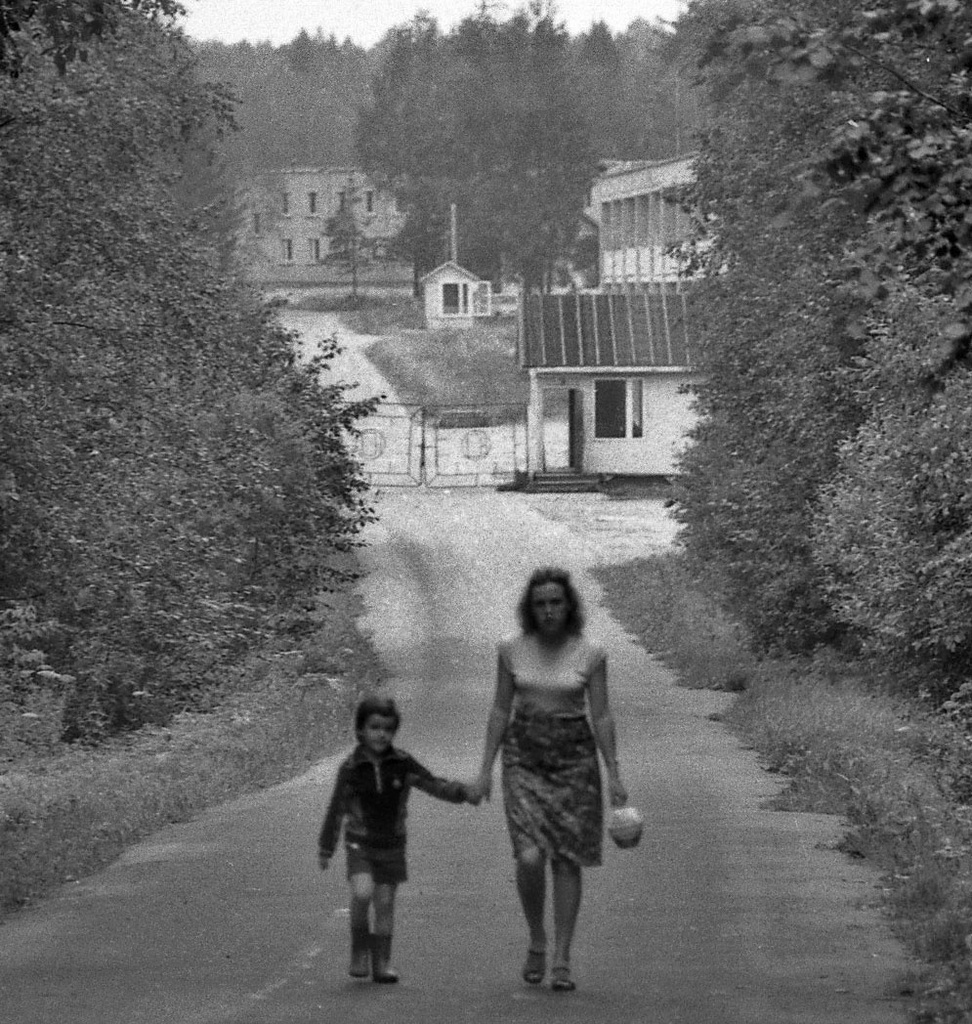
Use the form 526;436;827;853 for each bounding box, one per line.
0;585;383;918
595;552;972;1022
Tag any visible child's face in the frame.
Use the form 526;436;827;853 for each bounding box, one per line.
358;713;397;756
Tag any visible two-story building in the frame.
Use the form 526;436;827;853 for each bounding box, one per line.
241;166;408;286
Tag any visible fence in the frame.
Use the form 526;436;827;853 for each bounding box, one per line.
352;403;528;487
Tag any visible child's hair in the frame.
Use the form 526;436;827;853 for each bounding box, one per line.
354;695;401;733
517;566;584;636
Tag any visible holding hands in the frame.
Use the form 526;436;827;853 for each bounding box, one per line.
465;771;492;806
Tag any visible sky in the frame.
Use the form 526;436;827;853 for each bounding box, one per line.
178;1;689;49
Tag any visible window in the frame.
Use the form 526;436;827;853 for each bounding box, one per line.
308;191;317;214
442;282;469;315
282;192;290;216
282;238;293;262
309;238;321;262
594;379;645;439
594;379;626;438
253;212;261;235
365;190;374;213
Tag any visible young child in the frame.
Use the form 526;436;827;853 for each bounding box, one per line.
318;695;474;983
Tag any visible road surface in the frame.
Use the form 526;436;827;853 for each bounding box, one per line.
0;313;913;1023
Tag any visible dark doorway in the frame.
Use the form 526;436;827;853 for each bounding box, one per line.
568;388;584;470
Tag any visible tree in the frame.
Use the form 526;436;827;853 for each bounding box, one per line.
356;8;596;290
672;0;873;651
326;174;365;299
674;0;972;692
1;7;376;747
0;0;181;76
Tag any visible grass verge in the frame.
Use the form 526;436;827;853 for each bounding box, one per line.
0;566;384;921
594;551;972;1023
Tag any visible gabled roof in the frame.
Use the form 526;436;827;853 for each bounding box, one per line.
420;260;483;283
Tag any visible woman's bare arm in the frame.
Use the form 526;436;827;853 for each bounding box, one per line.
588;654;628;806
474;649;515;801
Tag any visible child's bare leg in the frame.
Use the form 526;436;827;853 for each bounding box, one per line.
348;872;374;977
372;883;396;936
370;883;398;983
349;872;374;930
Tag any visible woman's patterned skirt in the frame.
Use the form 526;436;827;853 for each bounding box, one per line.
501;703;603;867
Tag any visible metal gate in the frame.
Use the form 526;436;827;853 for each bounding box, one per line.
352;403;528;487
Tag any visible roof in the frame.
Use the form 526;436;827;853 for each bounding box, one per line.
591;154;696;205
420;261;483;283
521;289;695;369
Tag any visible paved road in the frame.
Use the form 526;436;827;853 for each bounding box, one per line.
0;314;913;1023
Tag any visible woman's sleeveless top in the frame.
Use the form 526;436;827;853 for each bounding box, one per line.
498;634;606;715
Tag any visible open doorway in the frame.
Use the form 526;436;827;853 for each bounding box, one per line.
540;386;584;472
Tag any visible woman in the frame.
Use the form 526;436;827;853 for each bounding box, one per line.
471;566;627;992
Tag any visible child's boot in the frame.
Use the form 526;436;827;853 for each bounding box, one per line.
371;933;399;983
349;925;371;978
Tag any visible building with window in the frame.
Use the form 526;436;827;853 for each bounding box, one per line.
241;166;408;286
420;261;492;328
519;154;700;480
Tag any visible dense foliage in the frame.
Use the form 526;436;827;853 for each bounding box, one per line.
1;9;375;753
676;0;972;693
192;29;374;174
355;9;698;289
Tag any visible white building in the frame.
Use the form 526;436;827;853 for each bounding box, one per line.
420;261;492;328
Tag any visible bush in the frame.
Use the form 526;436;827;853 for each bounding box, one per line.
813;293;972;696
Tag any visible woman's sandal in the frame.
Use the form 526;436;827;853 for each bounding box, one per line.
522;948;546;985
551;965;576;992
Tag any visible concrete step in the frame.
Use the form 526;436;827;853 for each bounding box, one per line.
525;471;603;493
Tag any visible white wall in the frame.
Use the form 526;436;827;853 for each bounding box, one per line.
581;372;697;476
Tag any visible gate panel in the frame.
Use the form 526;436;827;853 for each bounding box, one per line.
353;404;423;486
425;405;527;488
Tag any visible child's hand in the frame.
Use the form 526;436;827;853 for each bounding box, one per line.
467;774;491;805
318;850;331;872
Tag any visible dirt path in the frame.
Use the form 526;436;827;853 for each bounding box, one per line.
0;313;914;1023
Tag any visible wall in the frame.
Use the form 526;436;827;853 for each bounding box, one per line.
580;371;698;476
241;167;408;286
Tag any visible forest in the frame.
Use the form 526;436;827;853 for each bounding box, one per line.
193;11;699;288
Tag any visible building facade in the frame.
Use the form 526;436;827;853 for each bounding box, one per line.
420;261;492;328
520;154;700;479
241;166;408;286
593;155;695;290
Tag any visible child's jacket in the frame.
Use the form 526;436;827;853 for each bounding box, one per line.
318;744;466;858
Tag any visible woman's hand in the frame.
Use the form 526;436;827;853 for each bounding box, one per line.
608;774;628;808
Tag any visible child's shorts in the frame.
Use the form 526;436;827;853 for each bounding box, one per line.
345;841;407;885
